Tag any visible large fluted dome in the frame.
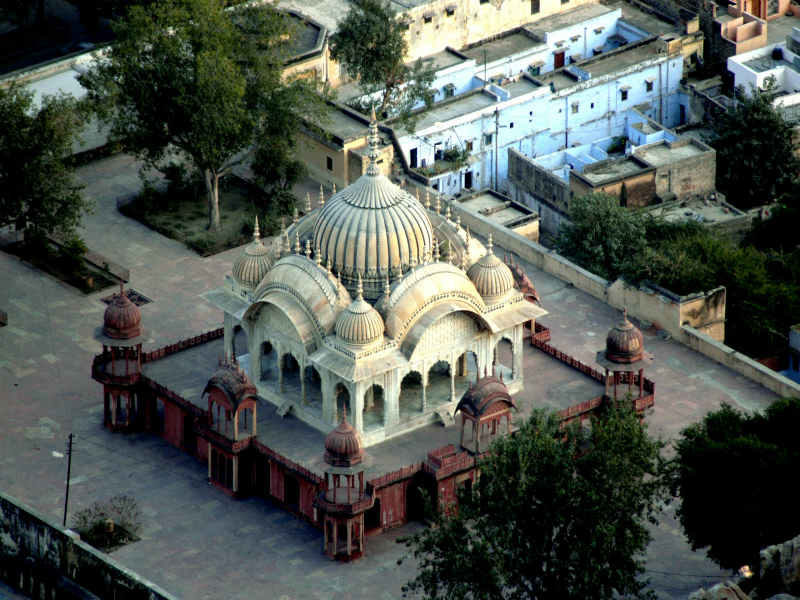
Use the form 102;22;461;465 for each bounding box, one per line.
312;115;434;300
232;217;272;290
467;235;515;303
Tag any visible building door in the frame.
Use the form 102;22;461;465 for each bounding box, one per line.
410;148;418;169
464;171;473;190
284;473;300;511
554;51;565;69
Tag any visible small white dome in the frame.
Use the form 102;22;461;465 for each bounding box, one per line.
232;217;273;290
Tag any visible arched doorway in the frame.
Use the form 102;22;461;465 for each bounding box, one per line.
454;350;478;397
399;371;423;419
233;325;249;361
363;384;384;431
304;365;323;410
260;341;276;382
365;497;382;533
426;360;452;408
494;338;513;381
280;353;301;393
334;383;351;423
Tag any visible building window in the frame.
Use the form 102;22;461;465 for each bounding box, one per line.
509;122;514;128
645;80;654;92
561;0;569;5
529;65;540;76
446;5;455;15
423;14;432;23
571;102;579;114
484;133;493;145
465;139;474;152
590;102;595;109
531;0;540;13
326;156;333;171
620;89;629;101
443;83;455;98
480;0;489;5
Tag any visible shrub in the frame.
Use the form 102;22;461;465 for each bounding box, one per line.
72;495;142;551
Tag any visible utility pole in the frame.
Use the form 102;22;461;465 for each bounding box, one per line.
63;433;73;527
494;108;499;191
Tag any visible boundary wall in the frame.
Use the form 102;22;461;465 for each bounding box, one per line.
0;491;177;600
450;200;800;399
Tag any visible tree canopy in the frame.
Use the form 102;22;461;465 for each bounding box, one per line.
672;398;800;572
80;0;326;230
557;192;647;280
711;80;799;210
0;85;90;240
401;404;667;600
330;0;435;126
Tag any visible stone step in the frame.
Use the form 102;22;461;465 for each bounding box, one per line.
276;401;293;418
436;407;456;427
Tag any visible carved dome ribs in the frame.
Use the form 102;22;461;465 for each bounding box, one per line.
232;217;272;290
467;234;516;304
311;114;434;300
103;285;142;340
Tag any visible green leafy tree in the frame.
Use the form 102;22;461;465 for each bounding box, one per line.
672;398;800;572
0;85;91;239
557;192;647;280
80;0;326;231
330;0;435;126
401;403;667;600
711;80;799;209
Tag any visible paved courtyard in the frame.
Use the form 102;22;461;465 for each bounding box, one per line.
0;154;779;599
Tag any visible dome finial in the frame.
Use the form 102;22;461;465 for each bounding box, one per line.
295;232;301;254
487;233;494;255
433;237;440;261
465;225;471;245
293;207;298;224
425;189;431;210
315;243;322;266
356;274;364;299
366;106;381;176
254;216;260;240
332;182;336;195
622;307;629;323
384;275;391;298
305;239;312;260
282;231;290;256
435;192;441;215
305;192;312;213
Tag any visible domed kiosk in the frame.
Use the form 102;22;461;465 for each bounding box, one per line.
202;110;547;446
596;308;654;405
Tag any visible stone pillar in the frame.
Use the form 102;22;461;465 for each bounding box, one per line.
385;374;400;428
300;358;307;405
365;386;374;410
223;313;234;359
234;410;239;441
322;371;336;425
252;335;262;383
512;325;523;381
232;456;239;493
277;349;284;392
450;357;456;402
208;448;212;480
421;370;428;413
353;382;364;433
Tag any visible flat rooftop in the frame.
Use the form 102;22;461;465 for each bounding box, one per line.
399;90;497;133
526;3;618;39
578;156;646;185
582;38;666;78
645;197;745;225
504;76;542;96
743;54;798;74
461;31;543;64
605;0;678;36
421;48;467;71
635;140;708;166
142;335;603;480
284;13;325;59
308;104;369;142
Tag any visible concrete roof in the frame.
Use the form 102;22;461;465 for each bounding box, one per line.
635;140;709;166
604;0;678;36
578;156;647;185
397;90;497;134
461;31;543;64
421;48;467;71
645;197;745;225
525;3;618;39
581;38;667;78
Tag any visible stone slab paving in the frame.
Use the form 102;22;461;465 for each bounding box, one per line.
0;154;779;599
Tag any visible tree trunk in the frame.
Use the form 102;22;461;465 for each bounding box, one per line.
205;169;221;231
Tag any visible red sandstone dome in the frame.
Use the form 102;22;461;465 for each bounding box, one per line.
455;373;516;418
324;414;363;467
605;309;644;364
103;286;142;340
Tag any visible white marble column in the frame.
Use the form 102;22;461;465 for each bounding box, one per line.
353;382;364;433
